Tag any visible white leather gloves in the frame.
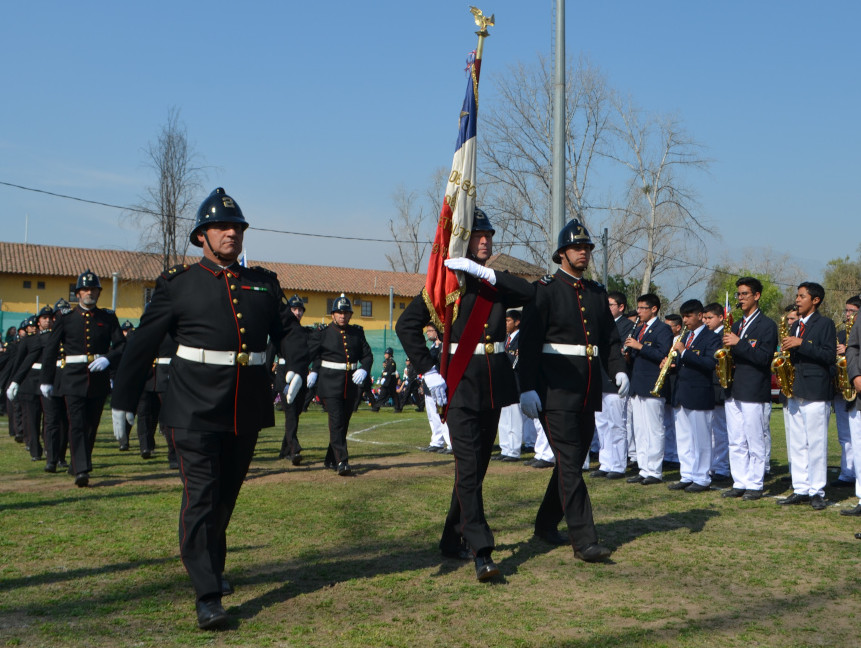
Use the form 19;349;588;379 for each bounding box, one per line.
352;368;368;385
88;357;110;372
306;372;318;388
283;371;303;404
444;258;496;285
422;367;448;406
615;372;630;398
111;409;135;441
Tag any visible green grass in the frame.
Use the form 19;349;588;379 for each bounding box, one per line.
0;403;858;647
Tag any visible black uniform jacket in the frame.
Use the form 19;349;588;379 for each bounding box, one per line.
379;357;397;387
41;306;125;398
273;325;315;393
788;311;836;402
396;272;533;411
111;259;308;433
628;318;673;399
727;310;777;403
671;326;720;410
11;329;52;395
518;271;625;412
142;334;178;394
602;316;635;393
309;322;373;400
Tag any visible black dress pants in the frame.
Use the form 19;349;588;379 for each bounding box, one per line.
280;386;306;458
43;394;69;465
137;390;162;454
20;394;44;459
64;394;107;474
321;396;352;465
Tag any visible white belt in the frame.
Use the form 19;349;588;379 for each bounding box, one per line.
321;360;358;371
542;342;599;357
64;354;103;364
450;342;506;355
30;363;43;370
277;358;286;365
155;358;172;365
175;344;266;366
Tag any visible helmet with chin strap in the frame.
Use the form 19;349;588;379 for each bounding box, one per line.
332;293;352;313
552;218;595;264
190;188;248;248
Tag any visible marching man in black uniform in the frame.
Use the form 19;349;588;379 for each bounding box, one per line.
396;207;533;581
110;188;308;630
308;293;373;476
371;347;397;411
40;270;125;486
276;294;312;465
518;219;627;562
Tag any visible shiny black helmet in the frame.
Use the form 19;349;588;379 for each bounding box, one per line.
332;293;352;313
25;316;37;328
190;187;248;247
75;269;101;291
385;347;393;355
38;306;53;318
472;207;495;235
552;218;595;264
18;319;28;330
288;295;305;310
54;298;70;312
121;320;135;331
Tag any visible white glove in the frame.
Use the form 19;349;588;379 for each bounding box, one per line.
352;368;368;385
88;357;110;372
444;257;496;285
283;371;303;404
422;367;448;406
6;382;19;401
111;409;135;441
615;372;630;398
306;371;318;388
40;384;54;399
520;390;542;419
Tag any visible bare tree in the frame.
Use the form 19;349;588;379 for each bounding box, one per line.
604;98;714;302
386;168;447;274
132;107;205;271
480;55;612;267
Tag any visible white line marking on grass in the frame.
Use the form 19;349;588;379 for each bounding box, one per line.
347;419;410;445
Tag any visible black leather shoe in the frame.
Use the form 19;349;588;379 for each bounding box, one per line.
830;478;854;488
221;578;234;596
778;493;810;505
722;488;746;498
685;483;710;493
141;450;152;459
422;445;445;453
440;540;471;560
74;472;89;487
811;495;827;510
574;543;612;562
291;454;302;466
641;476;663;485
44;462;57;473
474;555;499;581
501;455;520;462
119;444;129;452
840;503;861;516
590;469;608;478
337;461;352;476
534;527;569;546
605;471;625;480
196;598;228;630
626;475;644;484
742;489;763;501
58;461;69;469
710;473;732;483
439;447;454;455
667;481;692;491
528;459;555;469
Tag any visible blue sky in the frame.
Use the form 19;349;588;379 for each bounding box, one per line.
2;1;859;288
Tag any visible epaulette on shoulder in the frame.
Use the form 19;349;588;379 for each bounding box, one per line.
161;264;191;280
538;274;555;286
350;324;365;331
584;278;605;290
250;265;278;278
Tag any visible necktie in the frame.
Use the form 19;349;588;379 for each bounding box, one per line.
505;335;511;350
739;316;748;337
685;332;694;349
637;325;646;342
798;321;805;337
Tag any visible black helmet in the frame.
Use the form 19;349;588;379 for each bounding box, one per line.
385;347;393;355
552;218;595;264
472;207;495;235
38;306;53;318
19;319;29;330
121;320;135;331
25;316;37;328
190;187;249;247
332;293;352;313
288;295;305;310
75;269;101;291
54;298;70;312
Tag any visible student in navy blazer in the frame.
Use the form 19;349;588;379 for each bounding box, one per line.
622;293;673;483
667;300;720;491
779;281;835;511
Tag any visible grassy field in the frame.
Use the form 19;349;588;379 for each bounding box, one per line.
0;403;858;648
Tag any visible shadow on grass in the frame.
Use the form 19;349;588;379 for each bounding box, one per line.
0;488;163;511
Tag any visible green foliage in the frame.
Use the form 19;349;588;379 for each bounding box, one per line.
704;270;786;321
822;255;861;322
606;274;661;314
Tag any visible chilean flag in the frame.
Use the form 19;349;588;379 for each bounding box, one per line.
421;52;482;332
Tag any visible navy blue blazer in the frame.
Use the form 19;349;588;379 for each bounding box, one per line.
788;311;836;402
672;326;720;410
727;310;778;403
629;319;673;398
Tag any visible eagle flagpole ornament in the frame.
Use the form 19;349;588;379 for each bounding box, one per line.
422;7;493;393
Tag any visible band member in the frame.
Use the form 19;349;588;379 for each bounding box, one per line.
662;313;682;468
842;308;861;517
832;296;860;488
396;207;533;581
518;219;627;562
495;309;524;462
110;188;308;629
702;302;732;483
624;294;673;484
778;282;835;510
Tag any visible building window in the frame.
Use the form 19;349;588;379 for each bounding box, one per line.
400;302;405;309
144;286;155;305
326;298;334;314
23;280;31;289
361;300;372;317
68;284;78;302
37;281;45;290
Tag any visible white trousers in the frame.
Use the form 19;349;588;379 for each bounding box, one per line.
627;400;636;461
425;395;451;449
532;417;555;463
596;392;628;473
710;405;730;476
725;399;771;490
663;403;678;462
833;395;855;481
846;408;861;503
674;406;713;486
631;395;665;479
498;403;523;458
785;398;830;497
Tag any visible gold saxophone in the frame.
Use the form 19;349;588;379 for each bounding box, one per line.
714;314;734;389
772;315;795;398
836;312;856;401
651;326;688;397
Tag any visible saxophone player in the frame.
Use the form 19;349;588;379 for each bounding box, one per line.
831;296;860;489
623;294;673;485
778;282;836;510
719;277;778;501
842;305;861;517
702;302;731;483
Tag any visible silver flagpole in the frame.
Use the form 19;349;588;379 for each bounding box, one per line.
550;0;566;265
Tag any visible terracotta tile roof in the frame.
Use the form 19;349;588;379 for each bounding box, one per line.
0;241;427;298
487;253;547;281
